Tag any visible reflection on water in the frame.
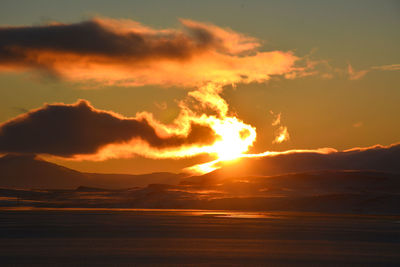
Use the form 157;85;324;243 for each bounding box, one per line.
1;207;397;221
188;210;282;219
1;206;399;266
0;206;282;219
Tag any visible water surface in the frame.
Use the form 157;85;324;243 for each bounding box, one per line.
0;209;399;266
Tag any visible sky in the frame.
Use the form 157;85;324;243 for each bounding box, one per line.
0;0;399;174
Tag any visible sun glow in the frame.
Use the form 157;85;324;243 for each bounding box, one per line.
183;85;258;174
187;83;257;166
208;117;256;161
182;114;257;174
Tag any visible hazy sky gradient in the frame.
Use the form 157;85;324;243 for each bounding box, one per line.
0;0;399;173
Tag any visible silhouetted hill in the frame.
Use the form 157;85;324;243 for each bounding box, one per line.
0;154;183;189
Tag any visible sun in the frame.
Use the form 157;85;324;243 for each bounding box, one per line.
209;116;257;162
186;120;256;174
212;141;243;161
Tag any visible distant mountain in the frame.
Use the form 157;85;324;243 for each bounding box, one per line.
1;143;399;190
1;147;400;214
0;154;183;189
0;143;399;190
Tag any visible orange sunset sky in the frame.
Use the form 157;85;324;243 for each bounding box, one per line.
0;0;399;174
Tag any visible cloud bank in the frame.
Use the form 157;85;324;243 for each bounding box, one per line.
0;17;298;87
0;100;218;159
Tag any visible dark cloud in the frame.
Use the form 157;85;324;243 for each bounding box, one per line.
0;19;225;70
0;100;217;157
0;18;296;86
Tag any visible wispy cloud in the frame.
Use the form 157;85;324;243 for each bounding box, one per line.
352;121;363;128
371;64;400;71
270;111;290;144
347;63;400;80
347;63;369;80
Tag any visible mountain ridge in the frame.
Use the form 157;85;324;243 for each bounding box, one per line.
1;152;399;214
0;154;184;189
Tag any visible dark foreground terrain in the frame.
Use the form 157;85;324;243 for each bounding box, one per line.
1;169;399;214
0;209;399;266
